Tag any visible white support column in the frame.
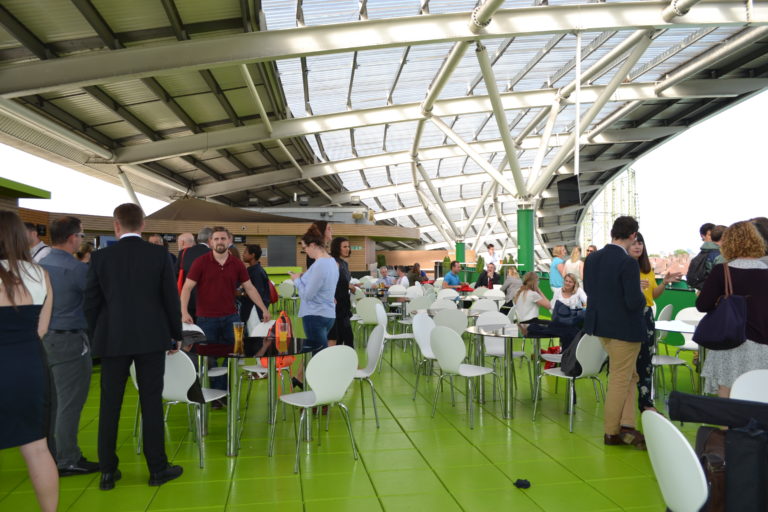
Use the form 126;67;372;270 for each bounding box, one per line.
529;34;653;196
117;169;142;208
525;101;560;191
415;187;454;245
429;115;519;197
415;161;459;238
461;181;498;238
475;42;527;196
574;31;582;178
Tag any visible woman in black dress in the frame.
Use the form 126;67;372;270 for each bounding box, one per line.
0;210;57;511
328;237;355;347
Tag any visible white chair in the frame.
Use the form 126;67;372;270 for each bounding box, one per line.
354;326;386;427
470;298;498;313
731;369;768;402
412;313;438;400
133;352;227;467
433;278;444;289
405;285;424;299
532;334;607;432
674;307;706;357
642;410;708;512
437;288;459;300
277;345;359;473
277;280;298;314
240;320;282;412
355;297;381;343
430;298;458;312
652;304;695;397
433;308;468;335
375;302;414;366
430;326;495;429
476;311;531;397
484;288;506;304
397;295;435;332
473;286;488;298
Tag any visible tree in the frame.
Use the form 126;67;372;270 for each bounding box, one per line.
673;249;689;256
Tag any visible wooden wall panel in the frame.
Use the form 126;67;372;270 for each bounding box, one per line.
378;249;477;276
0;197;18;212
17;208;51;244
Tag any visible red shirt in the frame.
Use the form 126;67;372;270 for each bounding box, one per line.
187;251;249;317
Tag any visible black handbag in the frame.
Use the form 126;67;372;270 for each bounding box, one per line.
693;264;748;350
551;300;585;327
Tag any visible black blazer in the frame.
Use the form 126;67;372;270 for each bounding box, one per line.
475;271;501;289
85;236;182;357
583;244;646;343
178;243;210;276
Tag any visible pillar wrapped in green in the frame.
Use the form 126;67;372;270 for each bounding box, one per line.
517;208;534;273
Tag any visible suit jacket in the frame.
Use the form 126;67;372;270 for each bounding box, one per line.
583;243;646;343
85;236;182;357
475;271;501;289
177;243;210;314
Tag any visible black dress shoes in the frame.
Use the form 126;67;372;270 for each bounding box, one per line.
58;457;100;477
148;464;183;486
99;469;121;491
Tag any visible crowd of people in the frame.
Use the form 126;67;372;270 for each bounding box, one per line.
4;201;768;510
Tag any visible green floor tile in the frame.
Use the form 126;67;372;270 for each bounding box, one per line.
227;476;301;505
369;468;446;496
587;477;666;509
379;492;463;512
148;480;231;510
67;486;158;512
523;481;620;511
453;487;544;512
304;496;383;512
360;449;430;473
300;470;376;500
435;464;513;491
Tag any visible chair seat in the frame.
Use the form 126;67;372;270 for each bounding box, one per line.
241;364;267;375
208;367;228;377
355;368;373;379
280;390;318;408
202;387;227;403
485;347;526;359
350;314;361;322
398;318;413;325
542;367;570;378
540;353;563;364
385;333;414;341
458;363;494;377
652;355;688;366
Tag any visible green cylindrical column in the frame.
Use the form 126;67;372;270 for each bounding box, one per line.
517;207;534;273
455;241;466;282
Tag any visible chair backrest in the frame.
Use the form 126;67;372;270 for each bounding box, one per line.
473;286;488;298
412;313;436;358
506;305;518;324
574;334;608;378
374;302;389;330
430;298;458;311
421;283;434;293
433;308;468;335
182;322;205;336
389;284;407;297
305;345;358;404
357;297;381;325
407;295;435;315
476;311;512;331
656;303;673;322
437;288;459;300
162;352;198;403
360;325;386;377
430;326;466;374
277;280;295;298
249;319;275;337
353;287;366;301
676;307;705;324
731;369;768;403
642;410;708;512
433;278;443;289
470;298;498;312
484;289;505;301
363;279;377;290
405;285;423;299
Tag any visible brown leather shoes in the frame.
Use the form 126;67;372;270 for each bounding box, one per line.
619;427;647;450
604;434;624;446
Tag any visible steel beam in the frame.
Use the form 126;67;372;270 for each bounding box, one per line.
2;2;763;98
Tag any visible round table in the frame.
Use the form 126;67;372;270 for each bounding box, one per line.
195;336;312;456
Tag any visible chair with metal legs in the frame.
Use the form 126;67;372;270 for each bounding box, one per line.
354;325;386;427
412;312;438;400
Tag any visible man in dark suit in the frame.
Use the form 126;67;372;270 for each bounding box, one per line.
474;262;501;289
85;203;184;490
177;227;212;320
583;216;647;449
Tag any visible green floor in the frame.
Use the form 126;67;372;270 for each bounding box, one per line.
0;326;700;512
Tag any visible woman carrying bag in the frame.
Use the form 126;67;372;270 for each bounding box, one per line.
697;221;768;398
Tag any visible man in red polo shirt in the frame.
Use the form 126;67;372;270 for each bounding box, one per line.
180;227;271;382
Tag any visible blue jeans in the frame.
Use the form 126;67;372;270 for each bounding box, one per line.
302;315;334;355
197;314;240;390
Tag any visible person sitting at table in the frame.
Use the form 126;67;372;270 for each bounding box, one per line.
500;267;522;314
514;272;552;325
395;266;409;288
697;221;768;398
475;262;501;289
407;263;428;285
628;232;680;412
551;273;587;310
442;261;466;289
377;266;396;288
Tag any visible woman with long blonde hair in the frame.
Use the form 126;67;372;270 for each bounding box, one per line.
563;247;584;284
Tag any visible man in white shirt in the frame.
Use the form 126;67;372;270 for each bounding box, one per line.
377;266;396;288
25;222;51;262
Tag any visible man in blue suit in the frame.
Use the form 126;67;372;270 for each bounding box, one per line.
583;216;647;449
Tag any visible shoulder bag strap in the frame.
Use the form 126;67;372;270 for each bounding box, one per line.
723;263;733;298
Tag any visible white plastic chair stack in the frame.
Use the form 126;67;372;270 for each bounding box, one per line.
470;298;498;313
433;308;468;335
405;285;424;299
437;288;459;301
430;299;458;312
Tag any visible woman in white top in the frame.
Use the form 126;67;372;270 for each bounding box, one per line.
0;210;57;512
513;272;552;324
396;266;410;288
551;273;587;310
563;247;584;285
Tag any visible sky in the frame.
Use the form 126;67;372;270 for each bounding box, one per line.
1;90;766;253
